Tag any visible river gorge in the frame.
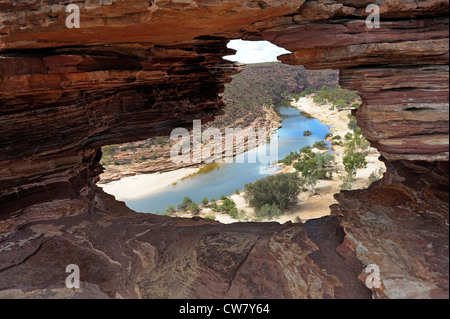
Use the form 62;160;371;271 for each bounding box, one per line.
102;105;330;214
0;0;448;300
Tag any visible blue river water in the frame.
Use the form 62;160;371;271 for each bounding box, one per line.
124;106;330;214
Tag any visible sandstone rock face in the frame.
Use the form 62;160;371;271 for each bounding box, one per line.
0;188;372;299
0;1;448;299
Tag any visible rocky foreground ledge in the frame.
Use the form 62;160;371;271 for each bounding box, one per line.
0;1;448;299
0;181;447;299
0;187;372;299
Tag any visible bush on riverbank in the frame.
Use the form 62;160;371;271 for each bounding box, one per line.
308;85;360;109
244;173;303;211
256;204;283;220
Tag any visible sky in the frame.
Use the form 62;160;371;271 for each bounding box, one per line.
224;40;291;64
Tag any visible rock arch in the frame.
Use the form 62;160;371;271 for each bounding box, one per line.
0;1;448;299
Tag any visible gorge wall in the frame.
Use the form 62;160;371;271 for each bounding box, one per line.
0;0;448;299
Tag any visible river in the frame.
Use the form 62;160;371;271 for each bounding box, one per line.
123;105;330;214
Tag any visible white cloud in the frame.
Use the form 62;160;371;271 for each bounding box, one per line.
224;40;291;64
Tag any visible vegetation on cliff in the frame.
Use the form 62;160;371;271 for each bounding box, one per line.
218;63;338;127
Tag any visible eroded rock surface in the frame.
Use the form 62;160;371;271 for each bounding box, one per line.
0;188;372;299
0;0;448;299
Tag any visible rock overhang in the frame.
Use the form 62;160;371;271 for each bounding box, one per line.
0;0;448;299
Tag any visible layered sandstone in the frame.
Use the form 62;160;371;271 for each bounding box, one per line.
0;0;448;299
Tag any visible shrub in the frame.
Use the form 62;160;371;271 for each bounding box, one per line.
300;88;316;97
201;198;209;206
332;141;344;147
313;140;328;150
205;215;216;221
166;205;177;214
300;145;313;156
101;156;111;166
237;209;247;221
348;114;359;132
279;151;300;165
221;198;236;213
178;197;193;211
315;153;335;168
229;207;238;218
189;202;201;215
256;204;283;220
244;173;303;211
343;151;367;177
293;153;334;194
102;145;119;157
150;150;158;160
333;99;348;110
303;130;312;137
344;132;354;141
220;195;228;201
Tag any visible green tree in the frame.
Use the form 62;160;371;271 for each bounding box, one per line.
178;197;193;211
244;173;303;210
294;156;326;194
315;153;335;168
201;198;209;206
343;151;367;177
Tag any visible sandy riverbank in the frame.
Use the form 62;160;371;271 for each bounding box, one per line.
176;97;385;224
281;97;385;221
98;167;200;201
